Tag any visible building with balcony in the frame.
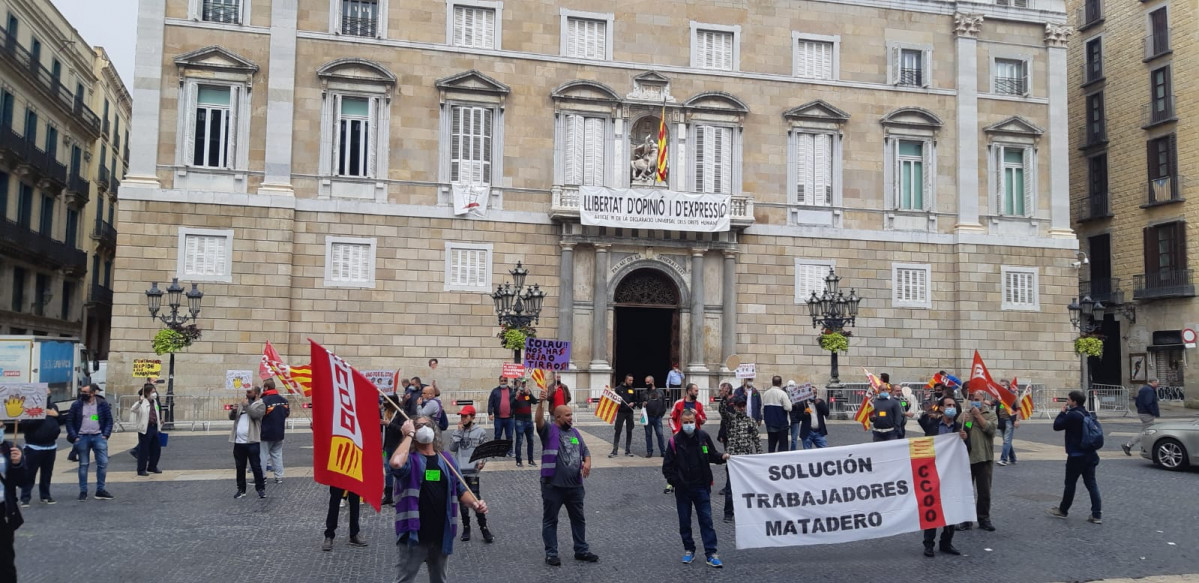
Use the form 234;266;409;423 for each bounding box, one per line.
0;0;129;359
109;0;1080;393
1069;0;1193;389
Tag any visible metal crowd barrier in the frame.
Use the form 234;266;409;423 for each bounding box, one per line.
826;384;871;419
1089;384;1131;417
1032;386;1073;419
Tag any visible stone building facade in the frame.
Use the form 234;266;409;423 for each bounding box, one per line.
109;0;1081;395
0;0;130;358
1069;0;1196;390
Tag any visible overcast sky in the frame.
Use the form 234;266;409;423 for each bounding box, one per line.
50;0;137;86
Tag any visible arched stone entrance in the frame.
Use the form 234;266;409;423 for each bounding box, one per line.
611;267;681;392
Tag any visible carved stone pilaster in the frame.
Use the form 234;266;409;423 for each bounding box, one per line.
1044;24;1073;48
954;13;984;38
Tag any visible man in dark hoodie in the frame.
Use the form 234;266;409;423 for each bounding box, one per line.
663;409;728;568
642;378;669;458
18;384;62;505
258;379;290;484
1;421;26;583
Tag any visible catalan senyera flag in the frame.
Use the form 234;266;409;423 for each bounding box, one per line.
924;371;960;390
531;368;547;391
290;363;313;397
309;339;384;512
854;368;879;431
594;386;623;424
655;100;668;183
967;351;1017;410
1015;379;1035;419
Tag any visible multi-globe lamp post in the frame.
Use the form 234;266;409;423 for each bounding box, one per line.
805;268;861;388
491;261;547;363
145;278;203;428
1067;295;1106;413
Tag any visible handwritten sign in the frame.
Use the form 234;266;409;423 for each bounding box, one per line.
501;363;526;379
0;383;47;420
524;338;571;371
788;382;816;405
736;363;757;380
132;359;163;378
362;370;395;391
226;370;254;391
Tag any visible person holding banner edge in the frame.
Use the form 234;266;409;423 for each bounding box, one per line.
918;395;968;557
663;408;729;568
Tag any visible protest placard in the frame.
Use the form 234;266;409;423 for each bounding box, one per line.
727;434;975;548
523;338;571;371
787;382;815;405
362;370;396;391
501;363;525;379
132;359;163;378
0;383;47;420
226;370;254;391
735;363;756;379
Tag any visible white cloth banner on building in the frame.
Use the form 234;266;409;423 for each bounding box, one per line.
578;186;731;232
452;183;491;217
727;433;976;549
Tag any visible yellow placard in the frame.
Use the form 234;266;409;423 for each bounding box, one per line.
132;359;162;378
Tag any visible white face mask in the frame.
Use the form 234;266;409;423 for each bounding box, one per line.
150;392;158;400
415;426;436;444
682;423;696;435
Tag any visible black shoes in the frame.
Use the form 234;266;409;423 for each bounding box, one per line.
481;527;495;543
137;471;149;476
723;514;734;523
958;522;972;530
940;546;962;555
461;526;471;542
381;495;394;506
574;552;599;562
94;490;114;500
924;546;935;558
348;535;368;547
978;521;996;532
546;556;562;566
321;537;333;552
257;489;266;499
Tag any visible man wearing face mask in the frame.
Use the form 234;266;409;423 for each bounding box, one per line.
535;390;597;566
869;384;906;442
960;389;998;531
228;386;266;499
130;383;163;476
450;406;493;543
609;374;638;458
66;384;114;501
666;383;708;493
643;378;669;458
663;409;729;568
918;395;968;557
390;416;488;583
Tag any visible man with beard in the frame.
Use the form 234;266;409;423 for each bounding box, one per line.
66;384;114;501
535;390;598;566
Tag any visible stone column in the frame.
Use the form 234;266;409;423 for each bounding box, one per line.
721;251;737;369
259;0;299;195
124;0;167;186
953;13;985;233
1045;24;1075;238
688;248;707;372
589;244;610;368
558;243;575;367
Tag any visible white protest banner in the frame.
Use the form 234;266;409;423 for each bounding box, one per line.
579;186;731;233
735;363;756;380
728;433;975;548
226;370;254;391
362;370;396;391
787;382;815;405
0;383;48;420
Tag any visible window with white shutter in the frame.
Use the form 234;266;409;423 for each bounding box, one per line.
564;114;606;186
1001;266;1039;310
892;263;931;308
444;242;493;292
324;237;376;288
176;228;233;283
794;132;833;206
451;105;494;186
795;261;835;304
566;17;607;59
693;125;732;194
795;39;834;80
695;29;734;70
453;5;496;48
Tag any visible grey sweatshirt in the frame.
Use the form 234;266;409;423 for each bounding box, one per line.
450;424;489;475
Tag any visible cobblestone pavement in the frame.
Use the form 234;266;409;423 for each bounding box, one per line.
13;416;1198;582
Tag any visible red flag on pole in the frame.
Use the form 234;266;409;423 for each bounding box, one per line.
966;351;1017;410
309;339;384;512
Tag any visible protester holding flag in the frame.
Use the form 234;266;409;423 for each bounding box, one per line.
390;416;488;582
869;384;905;442
721;394;760;523
960;389;997;531
663;409;729;569
322;486;367;551
535;390;598;567
228;385;267;499
997;380;1019;466
259;379;290;483
918;395;967;557
450;406;493;544
609;374;638;458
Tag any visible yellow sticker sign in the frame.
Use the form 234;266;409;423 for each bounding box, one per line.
132;359;162;378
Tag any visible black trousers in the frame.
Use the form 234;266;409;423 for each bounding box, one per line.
460;476;487;527
970;461;993;522
20;447;56;501
767;430;789;453
0;522;14;583
612;409;634;453
137;423;161;473
923;525;956;548
325;486;360;539
233;442;264;493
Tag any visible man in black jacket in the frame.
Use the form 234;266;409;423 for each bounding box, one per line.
487;376;515;458
917;395;967;557
259;379;291;484
662;409;728;568
1;421;27;582
19;384;63;505
797;396;831;450
1048;391;1102;524
609;374;637;458
643;379;669;458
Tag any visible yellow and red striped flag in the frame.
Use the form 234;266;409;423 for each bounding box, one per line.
855;368;882;431
1016;379;1034;419
594;386;623;424
655;99;668;183
260;340;311;397
531;368;547;391
290;364;313;397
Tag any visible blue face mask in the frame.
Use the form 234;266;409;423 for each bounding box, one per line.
682;423;696;435
943;407;957;418
971;401;982;409
877;392;890;400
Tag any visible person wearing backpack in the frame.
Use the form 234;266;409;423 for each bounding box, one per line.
1048;390;1102;524
418;385;448;432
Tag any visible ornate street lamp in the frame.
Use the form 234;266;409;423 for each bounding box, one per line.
1067;295;1105;413
145;278;203;428
806;268;862;387
491;262;547;363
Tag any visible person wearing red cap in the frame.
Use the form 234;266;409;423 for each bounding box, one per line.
450;405;493;543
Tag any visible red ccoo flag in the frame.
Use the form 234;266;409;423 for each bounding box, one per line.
966;351;1017;410
309;339;384;512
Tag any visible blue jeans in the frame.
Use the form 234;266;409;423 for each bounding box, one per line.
790;423;802;450
1000;423;1017;463
674;485;718;558
803;432;828;449
494;417;515;455
515;419;535;462
541;483;588;557
1060;453;1101;519
645;415;665;455
74;434;108;493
